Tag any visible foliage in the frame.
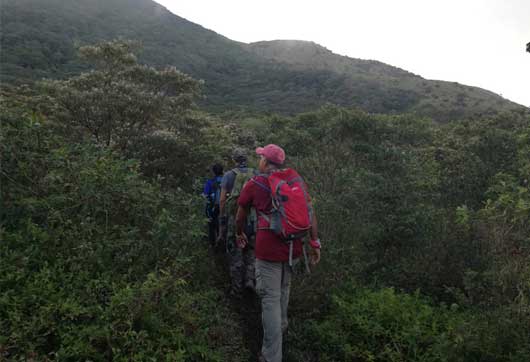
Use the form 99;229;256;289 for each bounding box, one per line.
36;40;233;190
305;284;530;362
42;40;201;150
0;53;245;361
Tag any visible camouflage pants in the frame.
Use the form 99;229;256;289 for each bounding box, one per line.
227;215;256;295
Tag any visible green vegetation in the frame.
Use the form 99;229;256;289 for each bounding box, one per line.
1;0;525;120
1;42;245;361
307;285;530;362
2;38;530;361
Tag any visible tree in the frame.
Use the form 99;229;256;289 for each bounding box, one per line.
44;40;201;151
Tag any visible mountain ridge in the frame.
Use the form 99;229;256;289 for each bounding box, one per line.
1;0;526;120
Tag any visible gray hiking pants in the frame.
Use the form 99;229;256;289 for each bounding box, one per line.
255;259;296;362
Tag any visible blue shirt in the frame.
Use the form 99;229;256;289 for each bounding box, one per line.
203;176;223;198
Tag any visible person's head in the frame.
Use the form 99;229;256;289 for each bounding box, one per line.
211;163;223;177
256;144;285;173
232;147;248;166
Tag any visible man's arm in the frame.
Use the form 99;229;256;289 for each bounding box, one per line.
219;188;228;217
235;205;249;237
219;170;234;218
217;188;228;242
234;179;254;248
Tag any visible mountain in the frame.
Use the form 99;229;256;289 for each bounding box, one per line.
1;0;525;120
245;40;522;120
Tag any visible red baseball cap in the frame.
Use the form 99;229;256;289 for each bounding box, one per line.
256;144;285;165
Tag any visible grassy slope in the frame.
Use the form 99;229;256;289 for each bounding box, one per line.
246;40;523;121
1;0;526;120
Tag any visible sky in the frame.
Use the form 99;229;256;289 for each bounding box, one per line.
155;0;530;107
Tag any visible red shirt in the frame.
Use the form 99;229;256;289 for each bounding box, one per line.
238;174;303;261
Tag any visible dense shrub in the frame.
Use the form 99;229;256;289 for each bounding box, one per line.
306;284;530;362
0;98;245;361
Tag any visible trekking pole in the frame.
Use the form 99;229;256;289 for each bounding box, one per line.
302;243;311;274
288;240;293;268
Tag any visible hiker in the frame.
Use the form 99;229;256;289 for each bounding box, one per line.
235;144;321;362
218;148;256;296
203;163;224;248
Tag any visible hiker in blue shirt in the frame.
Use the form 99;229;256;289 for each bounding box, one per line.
203;163;224;248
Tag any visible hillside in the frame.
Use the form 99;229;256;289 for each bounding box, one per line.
247;40;519;120
2;33;530;362
1;0;526;120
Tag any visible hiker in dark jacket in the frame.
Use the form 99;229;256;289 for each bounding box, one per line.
203;163;223;248
235;144;321;362
218;148;256;297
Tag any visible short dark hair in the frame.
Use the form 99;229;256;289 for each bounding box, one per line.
264;158;282;168
212;163;223;176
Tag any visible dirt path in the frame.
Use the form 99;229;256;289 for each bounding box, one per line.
237;290;262;362
209;247;262;362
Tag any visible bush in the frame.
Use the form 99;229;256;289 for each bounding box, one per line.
307;284;530;362
0;111;244;361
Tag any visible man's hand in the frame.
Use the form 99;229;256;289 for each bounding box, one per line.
309;247;321;265
236;232;248;249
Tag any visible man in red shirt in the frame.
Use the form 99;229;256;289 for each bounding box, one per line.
235;144;321;362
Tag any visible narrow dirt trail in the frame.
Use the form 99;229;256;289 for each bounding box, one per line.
237;290;262;362
208;247;263;362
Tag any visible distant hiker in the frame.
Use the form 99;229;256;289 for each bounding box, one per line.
235;144;321;362
203;163;224;248
218;148;256;296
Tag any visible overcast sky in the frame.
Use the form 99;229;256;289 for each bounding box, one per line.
155;0;530;107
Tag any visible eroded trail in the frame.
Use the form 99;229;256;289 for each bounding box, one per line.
209;247;262;362
237;291;262;362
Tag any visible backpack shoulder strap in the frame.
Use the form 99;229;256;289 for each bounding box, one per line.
212;176;221;188
251;176;271;192
226;169;240;193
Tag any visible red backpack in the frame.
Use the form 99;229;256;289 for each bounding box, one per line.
252;168;313;241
